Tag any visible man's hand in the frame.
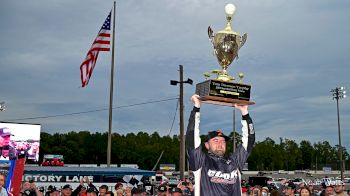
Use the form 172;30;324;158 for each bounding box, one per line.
191;94;201;108
30;182;37;191
80;177;84;186
84;176;91;184
0;137;4;147
234;103;248;116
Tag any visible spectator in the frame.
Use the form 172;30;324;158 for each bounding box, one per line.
177;180;192;196
99;185;108;196
157;184;167;196
61;184;73;196
114;183;123;191
169;187;182;196
20;180;43;196
115;189;123;196
124;187;132;196
300;186;312;196
270;190;280;196
325;185;334;196
0;174;7;196
307;185;315;196
138;187;147;196
113;183;123;196
72;177;90;196
86;187;98;196
262;187;269;196
78;186;87;196
242;192;249;196
131;187;147;196
284;182;296;196
105;191;114;196
76;176;98;196
334;180;347;196
48;187;60;196
250;185;261;196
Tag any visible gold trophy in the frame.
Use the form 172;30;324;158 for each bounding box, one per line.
196;3;255;106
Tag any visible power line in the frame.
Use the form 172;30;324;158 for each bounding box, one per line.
152;98;179;171
4;97;178;121
167;98;179;136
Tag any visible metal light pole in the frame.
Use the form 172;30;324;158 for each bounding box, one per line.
171;65;193;181
0;102;5;112
331;86;346;181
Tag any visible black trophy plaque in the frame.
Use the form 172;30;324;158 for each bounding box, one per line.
196;79;255;106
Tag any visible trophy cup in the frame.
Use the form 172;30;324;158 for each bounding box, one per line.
196;3;255;106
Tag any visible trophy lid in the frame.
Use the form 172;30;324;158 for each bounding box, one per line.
217;4;240;36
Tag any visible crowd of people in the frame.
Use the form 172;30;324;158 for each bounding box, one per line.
13;176;350;196
16;177;193;196
240;179;349;196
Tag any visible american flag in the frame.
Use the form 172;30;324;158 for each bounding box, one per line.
80;11;111;87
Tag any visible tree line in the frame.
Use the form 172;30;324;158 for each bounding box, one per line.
39;131;350;171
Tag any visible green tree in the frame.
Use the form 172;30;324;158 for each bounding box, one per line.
300;140;314;169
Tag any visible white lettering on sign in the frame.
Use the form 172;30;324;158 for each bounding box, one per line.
56;176;63;181
22;175;92;182
39;176;47;181
66;176;79;182
48;176;55;182
66;176;93;182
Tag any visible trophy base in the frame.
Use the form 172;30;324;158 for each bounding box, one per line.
200;95;255;107
196;79;255;107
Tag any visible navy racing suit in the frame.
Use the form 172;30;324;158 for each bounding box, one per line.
186;107;255;196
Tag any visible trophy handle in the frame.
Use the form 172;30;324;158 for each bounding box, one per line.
208;26;214;45
239;33;247;49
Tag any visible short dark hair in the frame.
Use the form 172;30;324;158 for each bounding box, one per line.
106;191;114;196
86;187;98;193
99;185;109;191
114;182;123;190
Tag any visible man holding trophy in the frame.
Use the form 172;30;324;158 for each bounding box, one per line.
186;95;254;195
186;4;255;196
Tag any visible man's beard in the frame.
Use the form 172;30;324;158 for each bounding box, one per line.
211;149;225;157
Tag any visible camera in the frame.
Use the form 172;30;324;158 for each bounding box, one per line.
22;190;31;196
38;186;45;192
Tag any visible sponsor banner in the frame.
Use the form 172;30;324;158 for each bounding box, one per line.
159;164;176;171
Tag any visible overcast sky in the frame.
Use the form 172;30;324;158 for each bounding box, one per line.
1;0;350;153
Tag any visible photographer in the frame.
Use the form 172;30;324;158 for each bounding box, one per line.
177;180;193;196
20;180;43;196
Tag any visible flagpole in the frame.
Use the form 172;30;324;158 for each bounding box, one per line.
107;1;116;167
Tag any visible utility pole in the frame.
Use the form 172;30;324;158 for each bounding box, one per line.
171;65;193;181
0;102;5;112
233;109;236;152
179;65;185;181
331;86;346;181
